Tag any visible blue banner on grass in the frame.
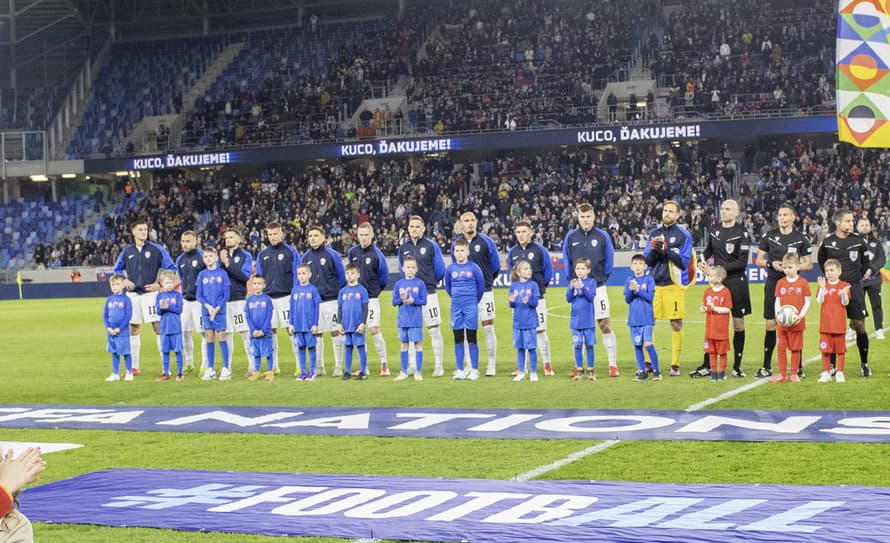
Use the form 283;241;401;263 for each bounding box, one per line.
23;469;890;542
3;405;890;443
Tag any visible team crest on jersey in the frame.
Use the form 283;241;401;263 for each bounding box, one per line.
820;341;828;350
703;341;710;350
216;277;223;283
234;256;241;263
321;258;327;265
591;239;598;247
849;250;858;262
474;245;481;252
780;287;786;295
420;247;427;255
412;287;419;294
706;296;714;304
278;254;284;261
725;243;735;253
365;257;371;264
669;237;676;244
452;272;458;278
528;253;535;260
192;260;199;267
144;251;151;258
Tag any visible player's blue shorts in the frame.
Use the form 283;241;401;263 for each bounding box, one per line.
201;307;227;331
630;325;654;347
160;332;183;353
513;328;537;350
343;330;365;347
252;336;273;358
450;301;479;330
106;334;130;355
571;328;597;347
292;331;317;349
399;326;423;343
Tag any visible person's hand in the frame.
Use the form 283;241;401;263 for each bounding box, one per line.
219;249;230;267
629;279;638;291
0;447;46;494
159;299;169;309
286;326;294;336
817;276;825;289
508;292;516;303
700;305;708;313
356;323;365;334
843;285;851;296
144;282;160;292
124;279;136;291
338;324;345;335
863;270;873;282
405;296;414;305
310;325;318;334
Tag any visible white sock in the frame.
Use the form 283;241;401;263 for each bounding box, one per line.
226;333;234;368
372;332;388;368
182;328;194;366
315;335;325;374
483;324;497;367
429;326;444;369
199;336;208;368
130;335;141;370
239;330;253;365
603;331;617;367
538;330;551;365
332;334;344;373
271;329;280;370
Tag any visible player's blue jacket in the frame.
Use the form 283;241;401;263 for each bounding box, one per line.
288;283;321;332
643;223;694;287
302;246;346;302
444;261;485;304
256;242;300;298
509;279;540;329
197;268;230;309
338;284;369;332
113;241;175;294
103;293;132;334
451;233;500;291
245;293;274;337
347;243;389;298
156;290;184;334
507;242;553;294
566;277;597;330
392;277;428;328
624;273;656;326
562;226;614;286
222;247;253;301
175;248;204;300
399;236;445;292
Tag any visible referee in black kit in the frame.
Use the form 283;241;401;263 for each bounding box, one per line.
691;199;752;378
817;209;881;377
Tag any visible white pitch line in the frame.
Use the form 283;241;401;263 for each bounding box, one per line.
512;327;890;480
512;440;621;482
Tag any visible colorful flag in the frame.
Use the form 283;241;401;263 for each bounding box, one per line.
837;0;890;147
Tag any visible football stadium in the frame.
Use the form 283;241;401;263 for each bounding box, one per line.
1;0;890;541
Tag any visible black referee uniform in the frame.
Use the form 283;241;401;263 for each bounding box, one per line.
862;233;886;333
696;224;752;376
757;228;811;375
817;231;876;374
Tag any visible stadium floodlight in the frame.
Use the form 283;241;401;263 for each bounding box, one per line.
30;174;48;182
61;173;77;179
114;171;129;176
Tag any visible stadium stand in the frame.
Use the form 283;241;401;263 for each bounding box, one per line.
66;36;229;159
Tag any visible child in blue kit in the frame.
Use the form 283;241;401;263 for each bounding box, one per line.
445;238;486;381
104;274;133;382
338;263;370;380
509;260;541;382
156;270;185;381
287;264;321;381
625;254;660;381
392;256;428;381
197;247;231;381
245;275;275;381
567;258;598;380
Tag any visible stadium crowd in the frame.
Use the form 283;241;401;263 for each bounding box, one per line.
30;141;890;269
654;0;835;117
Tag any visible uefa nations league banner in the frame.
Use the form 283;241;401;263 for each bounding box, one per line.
23;469;890;542
3;405;890;443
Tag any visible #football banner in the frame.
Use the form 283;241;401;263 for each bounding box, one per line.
23;469;890;542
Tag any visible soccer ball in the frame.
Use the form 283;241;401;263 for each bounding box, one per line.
776;305;799;327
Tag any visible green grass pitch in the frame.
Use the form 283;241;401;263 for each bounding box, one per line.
2;284;889;542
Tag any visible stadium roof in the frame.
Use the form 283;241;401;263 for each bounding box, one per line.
0;0;396;88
